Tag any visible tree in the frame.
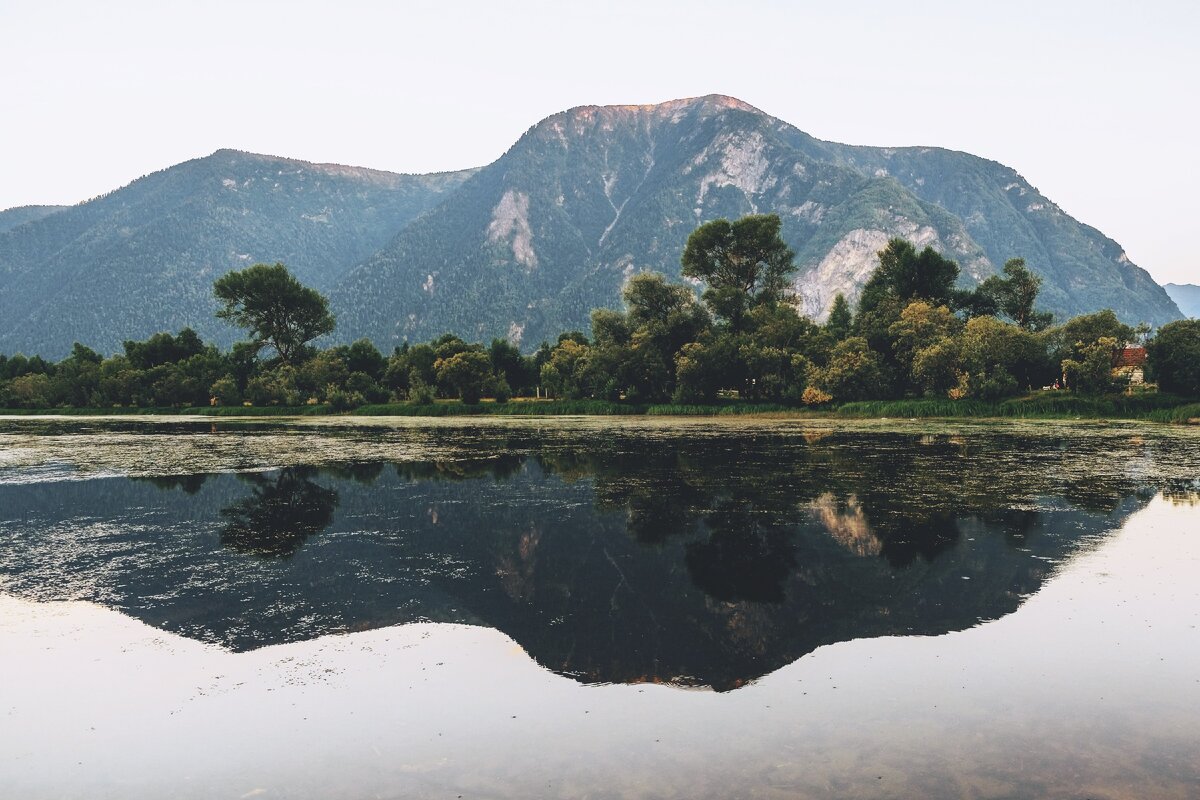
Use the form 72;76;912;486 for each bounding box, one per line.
213;263;335;365
69;343;103;364
977;258;1052;330
1062;337;1119;394
888;301;961;394
345;338;386;380
435;350;492;404
1147;320;1200;396
673;336;740;403
624;272;700;329
859;239;960;313
825;294;852;341
539;339;591;399
681;214;796;329
124;328;205;370
809;337;884;401
1044;309;1134;369
912;338;963;398
958;316;1046;398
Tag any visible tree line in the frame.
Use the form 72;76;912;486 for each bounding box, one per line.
2;215;1198;410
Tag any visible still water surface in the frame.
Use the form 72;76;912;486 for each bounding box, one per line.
0;416;1198;798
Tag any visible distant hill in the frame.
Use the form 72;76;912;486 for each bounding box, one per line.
0;205;66;234
0;151;474;356
1165;284;1200;318
0;96;1181;357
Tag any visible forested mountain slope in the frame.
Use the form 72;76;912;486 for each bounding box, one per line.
0;151;473;356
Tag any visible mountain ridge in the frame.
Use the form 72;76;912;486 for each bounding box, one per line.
1164;283;1200;318
0;150;477;355
333;94;1177;348
0;95;1181;356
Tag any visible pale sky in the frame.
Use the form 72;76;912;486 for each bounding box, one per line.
1;0;1196;284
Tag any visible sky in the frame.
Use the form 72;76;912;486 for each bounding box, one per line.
1;0;1196;284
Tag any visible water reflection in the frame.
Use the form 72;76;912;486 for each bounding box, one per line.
219;468;339;558
1;420;1197;691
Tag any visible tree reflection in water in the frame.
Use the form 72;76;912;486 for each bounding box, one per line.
219;468;339;557
4;423;1198;690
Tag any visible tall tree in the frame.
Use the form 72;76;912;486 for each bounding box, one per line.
978;258;1052;330
213;263;335;365
435;350;493;404
1148;320;1200;396
859;238;960;314
681;214;796;330
825;294;852;341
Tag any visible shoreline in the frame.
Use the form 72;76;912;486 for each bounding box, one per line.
2;395;1198;425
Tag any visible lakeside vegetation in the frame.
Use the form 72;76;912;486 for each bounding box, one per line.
2;214;1198;421
4;394;1198;423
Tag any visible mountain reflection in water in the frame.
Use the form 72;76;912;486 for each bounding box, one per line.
1;420;1196;691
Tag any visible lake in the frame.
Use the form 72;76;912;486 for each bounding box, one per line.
1;416;1198;799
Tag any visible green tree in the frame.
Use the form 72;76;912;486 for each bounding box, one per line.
213;263;335;365
123;328;205;370
810;337;884;401
345;338;386;380
1043;309;1134;370
977;258;1053;330
888;301;961;394
681;214;796;330
1147;320;1200;396
850;239;962;397
540;339;592;399
7;373;54;408
488;338;533;394
210;375;241;406
825;294;852;341
859;239;960;313
435;350;492;404
345;371;389;404
296;351;350;400
245;365;300;406
958;316;1045;398
912;338;963;398
623;273;711;400
69;343;103;364
673;336;740;404
1062;337;1119;394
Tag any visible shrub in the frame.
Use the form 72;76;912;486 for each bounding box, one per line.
801;386;832;406
209;375;240;406
326;384;365;411
408;379;436;405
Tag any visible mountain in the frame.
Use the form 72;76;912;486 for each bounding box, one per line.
0;151;474;356
1165;283;1200;318
0;205;66;234
334;96;990;346
813;142;1175;325
0;96;1181;356
333;95;1179;348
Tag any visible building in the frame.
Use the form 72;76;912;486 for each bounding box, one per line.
1113;344;1147;385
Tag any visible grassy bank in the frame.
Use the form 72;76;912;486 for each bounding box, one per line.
3;393;1198;423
